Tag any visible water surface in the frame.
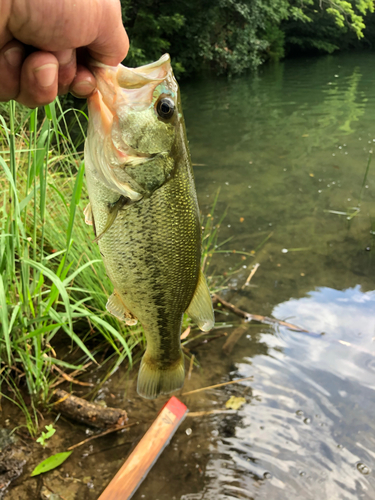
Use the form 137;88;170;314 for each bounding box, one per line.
8;52;375;500
137;51;375;500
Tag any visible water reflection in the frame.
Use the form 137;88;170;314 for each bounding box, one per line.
78;53;375;500
274;285;375;338
175;287;375;500
133;53;375;500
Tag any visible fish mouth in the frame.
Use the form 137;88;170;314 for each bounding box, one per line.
89;53;171;92
88;54;173;164
89;54;172;114
86;55;174;199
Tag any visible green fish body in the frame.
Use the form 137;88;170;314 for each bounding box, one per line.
84;54;214;399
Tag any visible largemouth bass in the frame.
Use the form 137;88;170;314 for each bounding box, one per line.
84;54;214;399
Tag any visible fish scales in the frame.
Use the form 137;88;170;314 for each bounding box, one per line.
87;153;200;359
84;54;214;399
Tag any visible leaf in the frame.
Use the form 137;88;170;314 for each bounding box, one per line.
44;425;56;439
180;326;191;340
30;451;72;476
0;274;11;364
225;396;246;410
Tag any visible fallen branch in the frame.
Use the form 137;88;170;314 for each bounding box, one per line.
213;294;309;333
187;354;195;380
52;366;94;387
52;389;128;429
222;325;249;355
191;332;228;348
67;422;137;451
50;362;93;389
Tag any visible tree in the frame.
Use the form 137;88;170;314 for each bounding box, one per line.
283;0;374;55
120;0;375;77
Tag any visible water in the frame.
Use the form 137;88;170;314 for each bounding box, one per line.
133;52;375;500
6;52;375;499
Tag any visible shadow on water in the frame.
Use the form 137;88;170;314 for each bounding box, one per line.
5;52;375;499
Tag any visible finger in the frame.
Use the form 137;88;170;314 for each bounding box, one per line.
52;49;77;95
87;1;129;66
69;64;96;98
17;52;58;108
0;40;25;101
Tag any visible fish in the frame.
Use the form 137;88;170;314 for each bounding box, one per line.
84;54;214;399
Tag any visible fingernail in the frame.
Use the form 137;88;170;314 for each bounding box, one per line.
71;81;95;97
4;47;23;67
34;63;57;87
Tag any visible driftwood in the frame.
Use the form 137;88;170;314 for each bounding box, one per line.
52;389;128;429
212;294;309;333
222;325;249;355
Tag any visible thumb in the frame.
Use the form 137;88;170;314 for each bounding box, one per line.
87;0;129;66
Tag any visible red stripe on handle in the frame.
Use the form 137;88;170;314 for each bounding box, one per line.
164;396;187;419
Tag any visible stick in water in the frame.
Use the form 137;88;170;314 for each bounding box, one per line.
182;375;253;396
213;294;309;333
241;263;260;289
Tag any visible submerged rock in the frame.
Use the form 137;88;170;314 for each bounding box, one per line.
0;429;30;498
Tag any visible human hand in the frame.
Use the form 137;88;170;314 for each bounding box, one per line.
0;0;129;107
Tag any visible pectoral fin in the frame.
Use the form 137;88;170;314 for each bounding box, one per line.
106;290;138;326
186;271;214;332
94;196;129;243
84;203;93;225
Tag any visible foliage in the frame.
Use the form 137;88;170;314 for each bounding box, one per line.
30;451;72;476
0;98;226;430
0;99;139;408
283;0;375;55
121;0;291;76
36;424;56;447
120;0;375;77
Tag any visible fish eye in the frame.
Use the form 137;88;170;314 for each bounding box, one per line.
156;97;175;119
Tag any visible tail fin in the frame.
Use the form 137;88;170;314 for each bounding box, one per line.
137;352;185;399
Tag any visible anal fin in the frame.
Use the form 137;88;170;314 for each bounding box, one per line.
186;271;214;332
106;290;138;326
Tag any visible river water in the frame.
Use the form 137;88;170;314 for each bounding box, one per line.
6;52;375;499
133;52;375;500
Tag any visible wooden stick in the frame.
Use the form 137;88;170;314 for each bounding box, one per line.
50;362;93;389
52;365;94;387
222;325;249;355
187;409;235;417
182;375;253;396
213;294;309;333
52;389;128;429
67;422;137;451
98;397;188;500
187;354;195;380
241;263;260;289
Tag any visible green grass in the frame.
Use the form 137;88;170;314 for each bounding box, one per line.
0;99;142;431
0;98;246;434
